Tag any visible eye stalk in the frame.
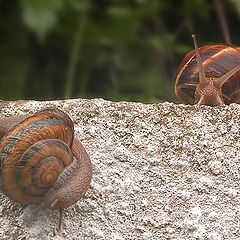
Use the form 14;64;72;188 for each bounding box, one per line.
192;34;207;85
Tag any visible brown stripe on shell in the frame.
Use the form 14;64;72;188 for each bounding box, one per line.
35;108;74;147
202;47;240;77
0;111;74;204
176;45;227;85
15;139;72;198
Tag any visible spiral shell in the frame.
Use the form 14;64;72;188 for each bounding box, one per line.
0;108;75;205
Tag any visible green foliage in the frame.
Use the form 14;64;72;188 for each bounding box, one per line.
21;0;64;41
0;0;240;102
229;0;240;16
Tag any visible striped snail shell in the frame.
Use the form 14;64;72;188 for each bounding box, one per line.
0;108;92;229
175;34;240;106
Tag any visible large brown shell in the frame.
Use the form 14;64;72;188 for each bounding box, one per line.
175;44;240;104
0;108;74;204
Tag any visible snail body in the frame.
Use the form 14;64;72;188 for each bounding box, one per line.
0;108;92;229
175;35;240;106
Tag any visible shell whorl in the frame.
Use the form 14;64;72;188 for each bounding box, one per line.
0;108;75;205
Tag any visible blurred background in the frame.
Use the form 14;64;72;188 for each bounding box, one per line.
1;0;240;103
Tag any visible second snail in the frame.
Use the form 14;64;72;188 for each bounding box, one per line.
0;107;92;230
175;34;240;106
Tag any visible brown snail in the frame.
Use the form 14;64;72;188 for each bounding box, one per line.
0;107;92;230
175;34;240;106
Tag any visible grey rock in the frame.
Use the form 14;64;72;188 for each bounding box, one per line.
0;98;239;239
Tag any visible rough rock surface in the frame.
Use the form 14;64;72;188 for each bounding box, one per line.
0;98;240;240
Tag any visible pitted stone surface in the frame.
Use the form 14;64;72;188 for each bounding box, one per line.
0;98;240;239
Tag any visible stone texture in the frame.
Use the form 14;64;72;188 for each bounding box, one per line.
0;98;240;239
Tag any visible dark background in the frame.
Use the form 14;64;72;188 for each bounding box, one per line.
1;0;239;103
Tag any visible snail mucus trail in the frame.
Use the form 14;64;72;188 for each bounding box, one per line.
0;108;92;231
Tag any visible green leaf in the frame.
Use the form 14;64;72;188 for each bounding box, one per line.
107;7;131;17
229;0;240;16
20;0;63;41
66;0;90;12
149;34;174;55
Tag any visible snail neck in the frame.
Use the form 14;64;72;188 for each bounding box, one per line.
192;34;224;106
194;80;225;106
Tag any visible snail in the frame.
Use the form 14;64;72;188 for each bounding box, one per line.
0;107;92;230
174;34;240;106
